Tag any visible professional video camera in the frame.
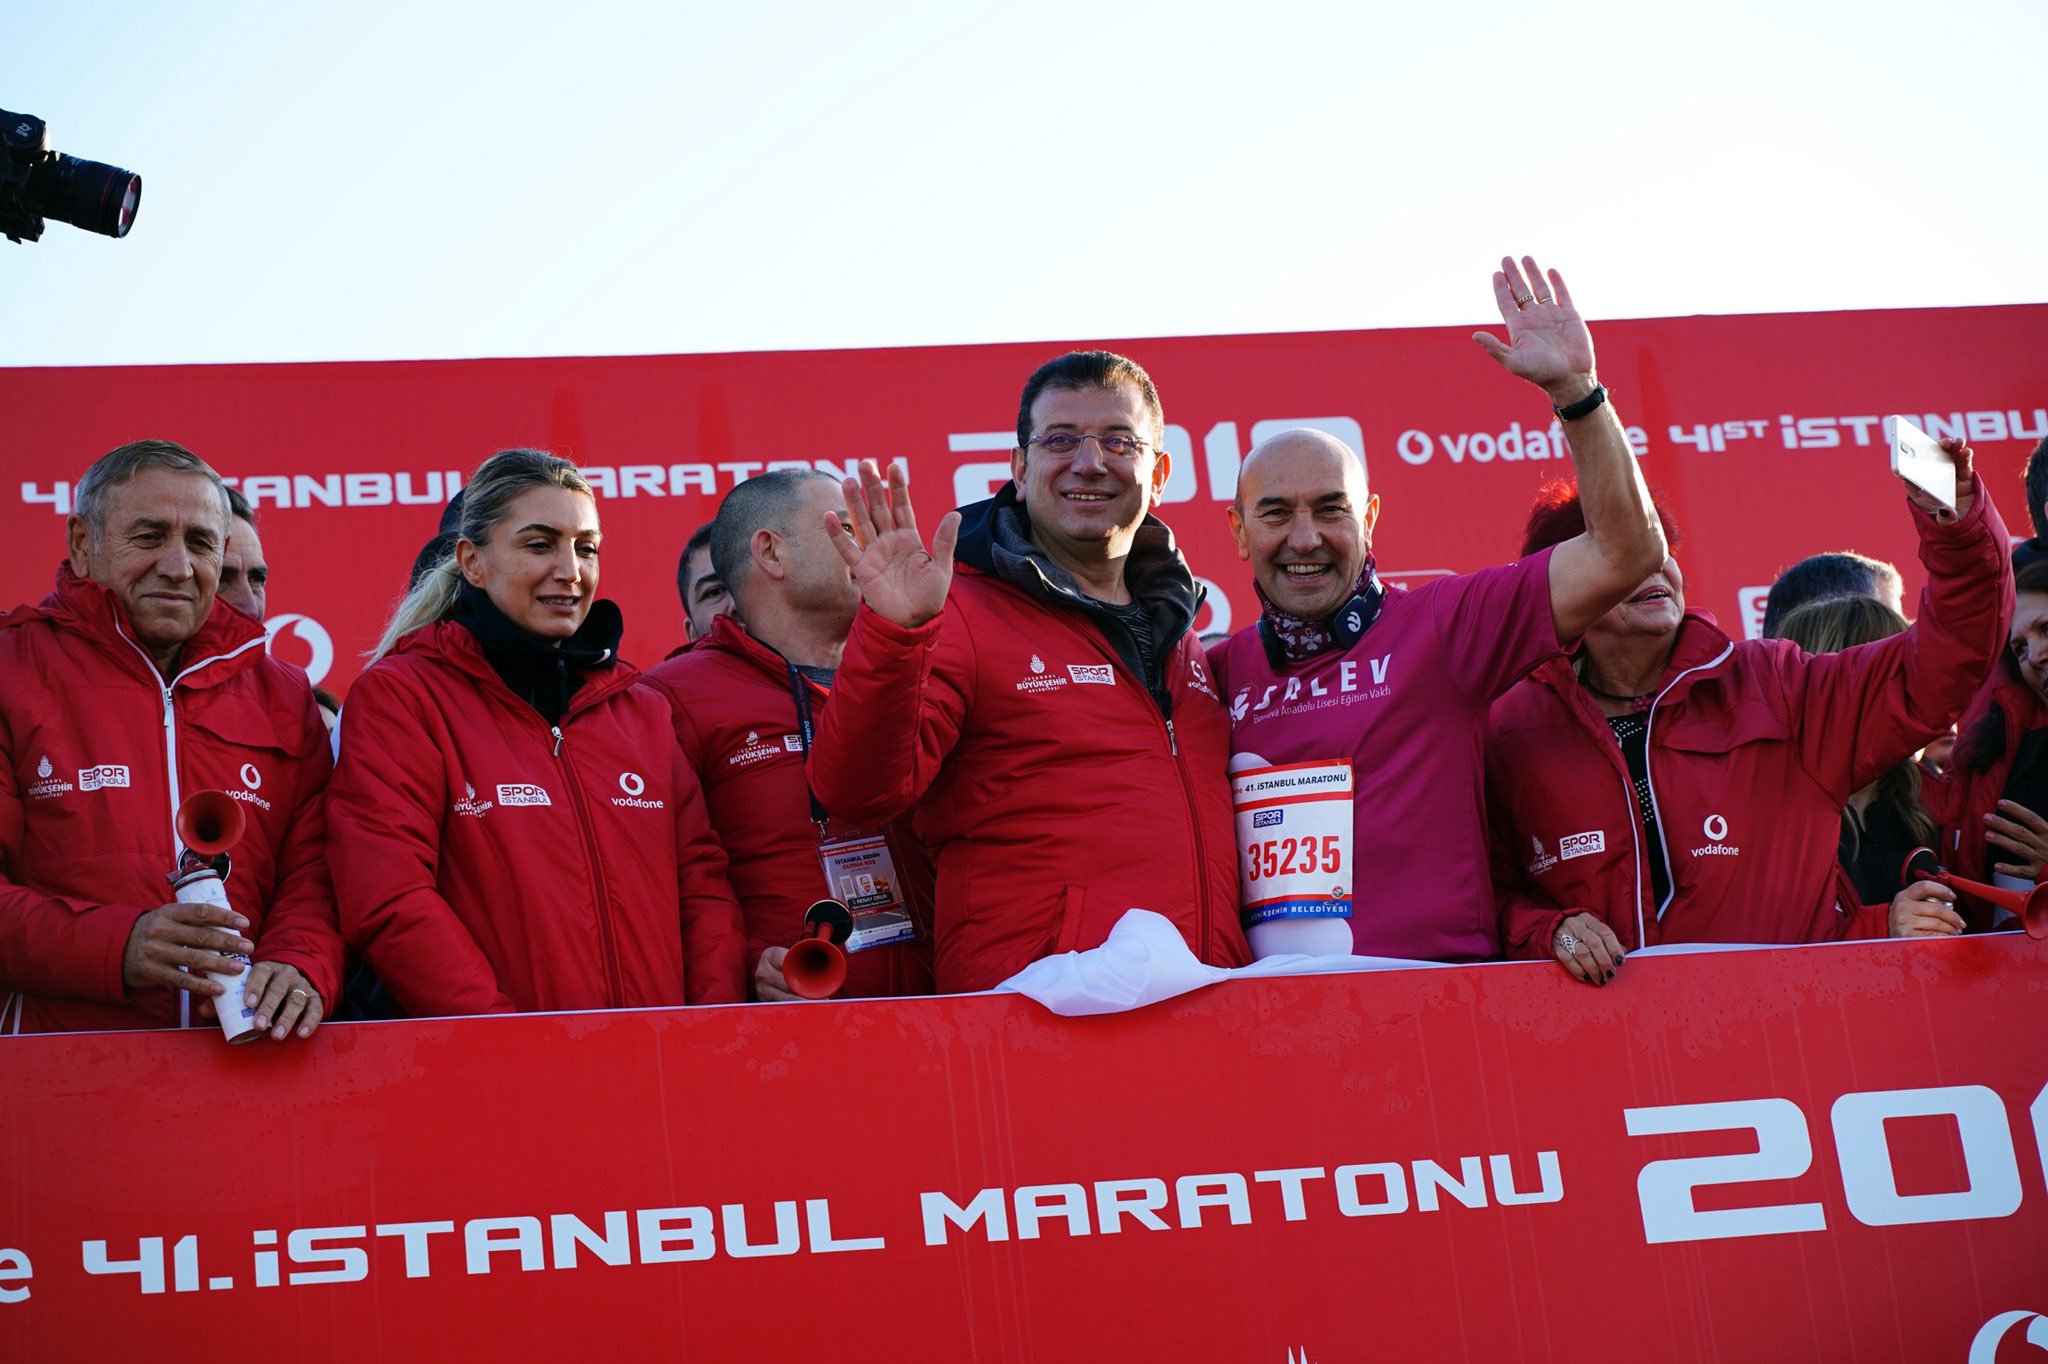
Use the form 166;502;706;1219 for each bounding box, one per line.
0;108;141;244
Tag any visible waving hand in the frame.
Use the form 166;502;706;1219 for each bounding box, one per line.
825;459;961;628
1473;255;1597;401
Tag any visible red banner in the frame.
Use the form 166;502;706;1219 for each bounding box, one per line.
2;305;2043;692
3;936;2045;1361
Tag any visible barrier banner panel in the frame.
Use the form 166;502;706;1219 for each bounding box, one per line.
2;935;2045;1361
2;304;2043;692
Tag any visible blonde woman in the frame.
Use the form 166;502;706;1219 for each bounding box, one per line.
328;448;745;1015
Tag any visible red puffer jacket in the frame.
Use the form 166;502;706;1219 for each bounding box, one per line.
643;616;934;998
328;620;746;1016
0;565;341;1034
1487;485;2010;954
809;547;1248;992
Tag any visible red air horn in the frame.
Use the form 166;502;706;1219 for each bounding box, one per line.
171;790;261;1043
784;899;853;999
1902;847;2048;939
176;789;246;858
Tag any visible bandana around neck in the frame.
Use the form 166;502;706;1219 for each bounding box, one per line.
1255;559;1383;665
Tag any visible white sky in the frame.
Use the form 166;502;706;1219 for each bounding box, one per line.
2;0;2042;366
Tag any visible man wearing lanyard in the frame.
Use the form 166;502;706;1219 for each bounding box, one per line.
644;470;933;1001
808;351;1249;993
1209;256;1667;962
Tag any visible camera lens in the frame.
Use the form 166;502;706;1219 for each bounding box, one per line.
26;154;141;238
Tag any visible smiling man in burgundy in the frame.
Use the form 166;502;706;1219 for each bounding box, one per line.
1209;257;1667;962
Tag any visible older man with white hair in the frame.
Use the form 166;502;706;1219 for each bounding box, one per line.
0;439;340;1036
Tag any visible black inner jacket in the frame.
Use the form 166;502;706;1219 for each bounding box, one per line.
450;582;623;727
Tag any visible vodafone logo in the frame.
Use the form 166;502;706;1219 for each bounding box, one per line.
619;771;645;796
1968;1310;2048;1362
240;763;262;790
264;613;335;685
1703;814;1728;842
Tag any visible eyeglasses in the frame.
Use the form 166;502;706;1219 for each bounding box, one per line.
1026;431;1151;459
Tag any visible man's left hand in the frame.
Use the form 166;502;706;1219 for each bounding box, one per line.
234;962;324;1040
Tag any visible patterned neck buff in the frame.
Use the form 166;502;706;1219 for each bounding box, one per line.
1255;559;1383;664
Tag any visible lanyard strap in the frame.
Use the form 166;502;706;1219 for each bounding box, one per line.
787;663;830;828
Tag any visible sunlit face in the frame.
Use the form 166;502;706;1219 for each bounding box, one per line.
1586;557;1686;643
2009;590;2048;703
217;515;269;620
1011;383;1169;566
682;542;733;640
779;478;860;623
457;486;601;640
67;466;229;668
1228;433;1380;620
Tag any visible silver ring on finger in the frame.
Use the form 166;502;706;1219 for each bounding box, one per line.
1556;930;1580;954
1532;293;1553;305
287;988;309;999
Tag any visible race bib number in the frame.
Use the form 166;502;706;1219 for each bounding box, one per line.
817;832;917;952
1232;759;1353;925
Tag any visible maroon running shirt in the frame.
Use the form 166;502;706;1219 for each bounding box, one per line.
1208;546;1561;962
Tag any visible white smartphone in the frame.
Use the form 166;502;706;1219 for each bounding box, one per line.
1885;414;1956;510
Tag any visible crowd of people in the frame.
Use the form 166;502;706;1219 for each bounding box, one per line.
3;254;2040;1038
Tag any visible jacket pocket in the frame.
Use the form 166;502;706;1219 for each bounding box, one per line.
1055;885;1087;954
1656;696;1787;756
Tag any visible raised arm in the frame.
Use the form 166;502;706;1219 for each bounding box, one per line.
808;460;973;825
1474;256;1666;643
1788;441;2011;794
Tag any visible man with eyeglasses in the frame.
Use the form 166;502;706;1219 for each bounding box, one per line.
1211;256;1668;964
807;350;1251;992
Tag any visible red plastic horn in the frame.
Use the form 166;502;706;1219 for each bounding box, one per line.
1901;847;2048;939
176;790;246;858
784;900;853;1000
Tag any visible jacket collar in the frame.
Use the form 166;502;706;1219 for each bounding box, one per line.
392;614;641;719
3;562;269;689
1539;607;1734;713
952;484;1203;634
695;612;830;691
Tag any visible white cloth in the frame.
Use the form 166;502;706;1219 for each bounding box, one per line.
996;908;1455;1017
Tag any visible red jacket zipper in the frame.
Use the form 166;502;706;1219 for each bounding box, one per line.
550;724;623;1007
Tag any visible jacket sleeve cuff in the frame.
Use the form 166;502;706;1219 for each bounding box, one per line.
96;902;153;1003
254;945;342;1009
852;604;944;650
1909;472;2000;553
1841;899;1891;942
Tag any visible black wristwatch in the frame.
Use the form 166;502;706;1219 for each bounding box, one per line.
1553;382;1608;422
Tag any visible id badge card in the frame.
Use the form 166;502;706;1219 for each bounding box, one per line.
1231;759;1354;925
817;832;917;952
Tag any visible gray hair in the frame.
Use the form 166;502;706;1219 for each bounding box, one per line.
709;469;840;604
370;448;594;659
73;439;231;542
